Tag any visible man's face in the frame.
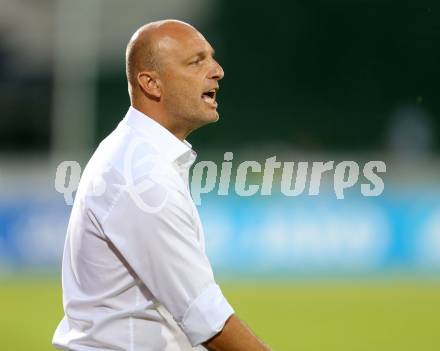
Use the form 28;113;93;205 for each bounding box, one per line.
157;29;224;130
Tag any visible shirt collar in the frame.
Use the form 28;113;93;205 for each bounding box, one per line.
122;106;196;164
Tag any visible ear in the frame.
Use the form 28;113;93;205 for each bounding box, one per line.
137;71;161;99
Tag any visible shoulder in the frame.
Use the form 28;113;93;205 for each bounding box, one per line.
76;124;187;218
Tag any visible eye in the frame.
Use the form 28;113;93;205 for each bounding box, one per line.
190;57;203;65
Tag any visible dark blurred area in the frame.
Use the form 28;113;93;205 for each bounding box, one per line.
1;1;439;153
210;1;440;152
0;46;52;152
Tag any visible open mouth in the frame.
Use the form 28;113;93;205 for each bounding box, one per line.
201;88;218;107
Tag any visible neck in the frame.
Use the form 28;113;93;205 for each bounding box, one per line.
131;100;192;141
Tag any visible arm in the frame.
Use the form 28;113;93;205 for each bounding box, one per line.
203;314;271;351
101;171;235;346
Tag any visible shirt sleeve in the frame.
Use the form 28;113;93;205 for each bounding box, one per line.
100;168;234;346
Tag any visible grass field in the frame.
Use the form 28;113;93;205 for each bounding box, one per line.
1;277;439;350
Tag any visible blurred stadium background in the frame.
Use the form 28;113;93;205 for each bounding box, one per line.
1;0;440;350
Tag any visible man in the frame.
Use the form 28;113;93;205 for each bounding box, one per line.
53;20;271;351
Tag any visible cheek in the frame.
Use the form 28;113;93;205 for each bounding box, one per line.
168;89;195;107
163;87;199;116
165;79;196;99
161;75;205;113
175;86;202;108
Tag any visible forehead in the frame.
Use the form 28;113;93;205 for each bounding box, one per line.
156;28;214;60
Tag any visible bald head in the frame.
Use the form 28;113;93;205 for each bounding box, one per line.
124;19;224;139
126;20;201;99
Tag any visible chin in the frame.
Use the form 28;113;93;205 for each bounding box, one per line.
211;108;220;120
211;111;220;122
199;111;219;125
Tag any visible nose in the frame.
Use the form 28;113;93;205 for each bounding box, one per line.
209;60;224;81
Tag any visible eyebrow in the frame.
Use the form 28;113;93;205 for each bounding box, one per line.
192;48;216;60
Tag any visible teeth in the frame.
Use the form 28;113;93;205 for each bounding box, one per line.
201;88;218;106
202;93;217;106
202;90;216;98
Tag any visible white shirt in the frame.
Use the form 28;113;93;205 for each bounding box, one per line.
53;107;234;351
